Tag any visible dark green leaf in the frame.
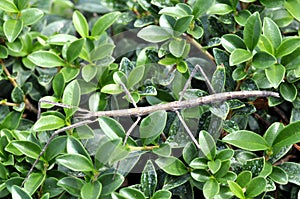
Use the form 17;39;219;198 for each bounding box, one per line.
265;64;285;88
91;12;121;36
62;80;81;118
272;120;300;149
252;51;277;69
140;110;167;145
119;187;146;199
33;115;65;131
66;38;84;63
245;177;267;198
279;162;300;186
151;190;172;199
236;171;252;188
141;160;157;197
244;12;262;51
234;10;251;26
263;122;284;146
57;177;84;197
208;159;222;174
128;66;145;88
276;37;300;58
229;48;253;66
98;173;124;196
222;130;269;151
203;179;220;199
10;140;41;159
11;185;32;199
28;51;66;68
192;0;214;18
207;3;233;15
45;136;67;161
11;87;24;104
198;130;216;160
263;17;282;48
24;173;45;195
56;154;94;172
279;82;297;102
191;169;211;182
155;156;188;176
269;166;288;185
98;116;126;140
174;15;193;33
4;19;23;43
80;181;102;199
72;10;89;38
221;34;246;53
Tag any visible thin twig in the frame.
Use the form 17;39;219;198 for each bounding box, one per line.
195;64;216;94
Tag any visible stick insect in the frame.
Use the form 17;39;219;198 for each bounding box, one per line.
22;64;280;186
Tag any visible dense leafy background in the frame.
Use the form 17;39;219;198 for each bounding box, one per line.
0;0;300;198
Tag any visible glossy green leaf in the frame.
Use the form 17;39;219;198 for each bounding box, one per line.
4;19;23;43
279;162;300;186
211;64;225;93
229;48;252;66
244;12;262;51
0;0;18;12
228;181;244;199
245;177;267;198
47;34;77;45
45;136;67;161
174;15;193;33
191;169;211;182
57;177;84;197
24;173;45;195
66;38;84;63
98;116;126;140
276;37;300;58
141;160;157;197
155;156;188;176
221;34;246;53
284;0;300;21
263;122;284;146
272;120;300;148
236;171;252;188
90;44;115;61
169;38;186;58
11;185;32;199
60;67;80;82
11;87;24;104
208;159;222;174
269;166;288;184
91;12;121;36
207;3;233;15
151;190;172;199
252;51;277;69
192;0;214;18
183;142;198;164
33;115;65;131
203;179;220;199
28;51;66;68
56;154;94;172
0;45;8;58
101;84;123;94
80;181;102;199
222;130;269;151
72;10;89;38
280;82;297;102
159;3;192;18
10;140;41;159
98;173;124;196
242;157;265;177
265;64;285;88
21;8;44;26
198;130;216;160
62;80;81;118
263;17;282;49
258;35;274;54
119;187;146;199
189;157;208;169
137;25;172;43
176;60;188;73
66;137;90;159
234;10;251;26
216;149;234;161
52;72;65;98
140;110;167;145
82;64;97;82
127;66;145;88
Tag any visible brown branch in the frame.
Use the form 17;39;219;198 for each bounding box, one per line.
1;60;38;114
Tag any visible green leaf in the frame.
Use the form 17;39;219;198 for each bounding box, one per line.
11;185;32;199
98;116;126;140
183;142;198;164
66;137;90;159
221;34;247;53
159;3;192;18
189;157;208;169
66;38;84;63
10;140;41;159
177;60;188;73
207;3;233;15
272;120;300;149
119;188;146;199
244;12;262;51
72;10;89;38
169;38;186;57
236;171;252;188
128;66;145;88
252;51;277;69
279;162;300;186
229;48;252;66
80;181;102;199
276;37;300;58
141;160;157;197
101;84;123;94
263;17;282;49
140;110;167;145
56;154;94;172
245;177;267;198
269;166;288;184
21;8;44;26
57;177;84;197
203;179;220;199
234;10;251;26
137;25;172;43
257;35;274;54
62;80;81;118
91;12;121;36
11;86;24;103
280;82;297;102
82;64;97;82
265;64;285;88
0;45;8;58
228;181;244;199
47;34;77;45
192;0;214;18
198;130;216;160
208;159;222;174
4;19;23;43
45;136;67;161
173;15;193;33
0;0;18;12
33;115;65;131
24;173;45;195
53;72;65;98
222;130;269;151
98;173;124;196
284;0;300;21
263;122;284;146
155;156;188;176
187;25;204;39
151;190;172;199
0;111;21;129
191;169;211;182
90;43;115;61
60;67;80;82
28;51;66;68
